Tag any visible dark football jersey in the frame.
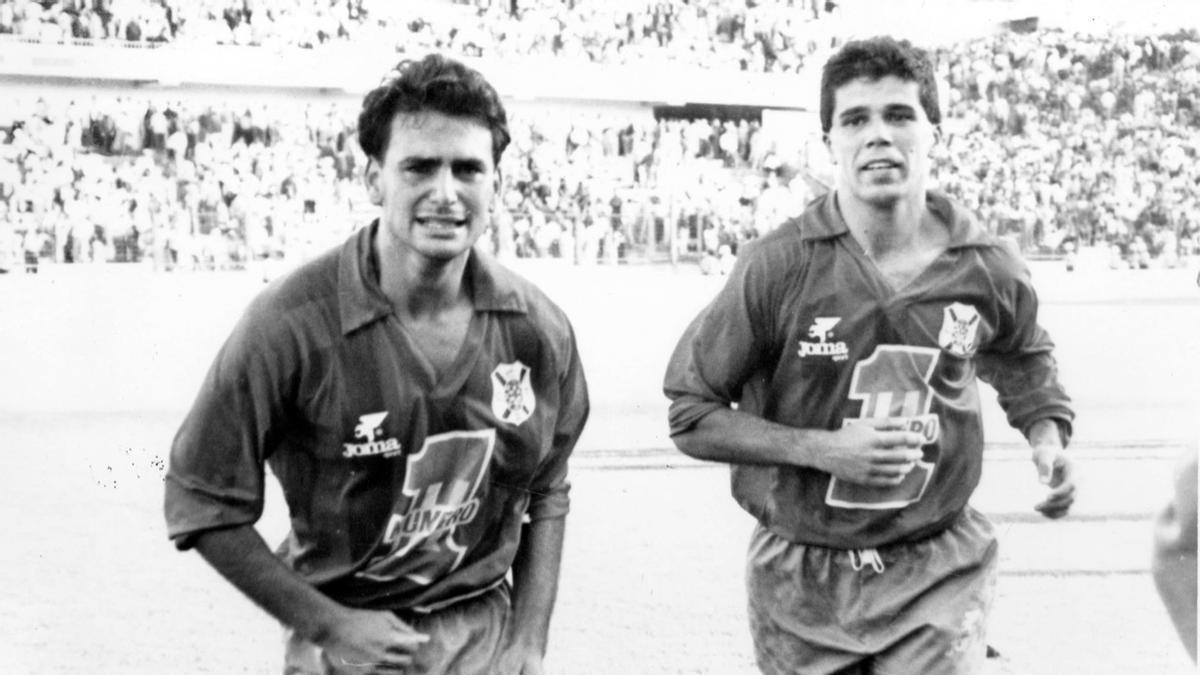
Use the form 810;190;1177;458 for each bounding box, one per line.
665;191;1072;549
165;222;589;611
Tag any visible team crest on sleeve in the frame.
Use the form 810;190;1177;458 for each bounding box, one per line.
342;411;403;458
491;361;536;425
938;303;981;357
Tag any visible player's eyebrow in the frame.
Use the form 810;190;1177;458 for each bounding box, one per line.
451;158;488;172
884;103;918;116
399;156;441;170
398;157;489;171
838;103;917;123
837;105;869;122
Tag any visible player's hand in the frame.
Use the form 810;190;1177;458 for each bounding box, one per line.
494;642;545;675
813;423;925;487
1032;443;1075;519
318;608;429;672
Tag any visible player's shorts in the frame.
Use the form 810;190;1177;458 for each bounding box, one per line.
747;506;998;675
283;583;511;675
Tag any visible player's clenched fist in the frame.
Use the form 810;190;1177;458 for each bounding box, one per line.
811;424;925;487
1032;443;1076;519
319;608;429;672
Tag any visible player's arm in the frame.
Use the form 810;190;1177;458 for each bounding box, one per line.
1151;447;1198;662
977;254;1076;517
498;515;565;675
498;319;589;673
673;406;924;487
193;524;429;669
664;249;922;486
166;318;426;668
667;318;924;484
1026;417;1075;518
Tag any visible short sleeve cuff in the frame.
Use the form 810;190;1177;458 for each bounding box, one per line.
526;483;570;522
164;475;261;550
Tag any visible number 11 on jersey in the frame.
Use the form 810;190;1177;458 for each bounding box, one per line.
826;346;942;510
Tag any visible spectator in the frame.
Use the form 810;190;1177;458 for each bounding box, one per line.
4;26;1200;268
0;0;836;71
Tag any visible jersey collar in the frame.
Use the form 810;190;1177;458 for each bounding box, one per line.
796;189;992;249
338;220;528;335
466;248;530;314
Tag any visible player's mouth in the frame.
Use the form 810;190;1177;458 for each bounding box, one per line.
859;159;903;173
414;215;469;230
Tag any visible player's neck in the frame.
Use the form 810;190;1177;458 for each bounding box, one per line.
375;237;471;318
837;190;929;260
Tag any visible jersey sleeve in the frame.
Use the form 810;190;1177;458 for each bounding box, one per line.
976;252;1075;443
526;320;589;523
163;312;289;550
664;242;777;437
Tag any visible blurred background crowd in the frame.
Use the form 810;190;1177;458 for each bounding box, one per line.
0;0;837;73
933;28;1200;270
1;0;1198;273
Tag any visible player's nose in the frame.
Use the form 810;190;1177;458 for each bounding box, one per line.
430;166;457;203
864;116;894;147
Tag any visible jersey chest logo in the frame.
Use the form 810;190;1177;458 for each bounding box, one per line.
938;303;981;357
797;317;850;361
342;411;403;458
491;361;536;425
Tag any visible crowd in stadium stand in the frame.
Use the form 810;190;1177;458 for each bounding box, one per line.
3;25;1200;272
933;29;1200;268
0;88;807;270
0;0;836;74
0;93;368;271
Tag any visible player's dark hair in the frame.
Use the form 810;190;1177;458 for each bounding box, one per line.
357;54;510;164
819;36;940;134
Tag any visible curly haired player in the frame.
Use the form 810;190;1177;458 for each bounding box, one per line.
165;54;589;675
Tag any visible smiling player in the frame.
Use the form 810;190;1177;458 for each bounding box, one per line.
165;54;589;675
664;37;1076;674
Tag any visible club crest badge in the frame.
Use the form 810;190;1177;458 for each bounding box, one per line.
491;361;535;426
938;303;981;357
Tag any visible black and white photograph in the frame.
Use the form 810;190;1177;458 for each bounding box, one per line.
1;0;1196;673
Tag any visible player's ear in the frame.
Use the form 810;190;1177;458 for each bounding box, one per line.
364;157;383;206
822;132;835;164
489;167;502;211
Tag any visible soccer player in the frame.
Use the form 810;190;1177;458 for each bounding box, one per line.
164;55;589;675
1151;446;1197;662
663;37;1075;674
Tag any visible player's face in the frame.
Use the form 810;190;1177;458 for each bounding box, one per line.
366;111;496;263
825;75;939;208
